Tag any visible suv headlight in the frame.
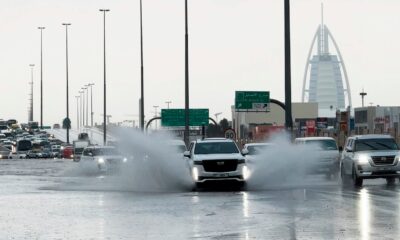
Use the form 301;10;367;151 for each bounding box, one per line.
358;155;370;164
192;167;199;181
98;158;105;164
242;165;250;180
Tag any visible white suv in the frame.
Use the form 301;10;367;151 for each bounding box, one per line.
340;135;400;187
184;138;249;188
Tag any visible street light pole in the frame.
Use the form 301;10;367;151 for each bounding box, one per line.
85;84;89;126
81;87;87;127
38;26;45;129
29;64;35;122
79;90;84;129
165;101;172;109
360;89;367;107
153;105;159;130
284;0;293;131
87;83;95;127
139;0;145;131
100;9;110;145
63;23;71;144
75;96;80;129
184;0;190;146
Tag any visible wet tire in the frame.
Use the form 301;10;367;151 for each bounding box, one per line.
341;165;351;185
331;171;339;181
352;167;363;187
194;182;203;191
386;177;396;185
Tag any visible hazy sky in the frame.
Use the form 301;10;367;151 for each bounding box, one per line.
1;0;399;127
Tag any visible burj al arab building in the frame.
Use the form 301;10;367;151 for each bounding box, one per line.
301;7;352;117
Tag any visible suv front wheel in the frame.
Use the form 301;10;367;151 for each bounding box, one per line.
352;166;363;187
341;165;351;185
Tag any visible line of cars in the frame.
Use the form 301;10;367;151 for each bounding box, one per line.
182;134;400;189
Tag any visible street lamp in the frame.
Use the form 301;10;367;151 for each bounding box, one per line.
63;23;71;144
214;112;222;123
165;101;172;109
360;89;367;107
100;8;110;145
87;83;95;127
153;105;159;130
38;26;45;128
75;96;80;129
29;64;35;122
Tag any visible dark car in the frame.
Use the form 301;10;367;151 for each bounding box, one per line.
78;133;89;140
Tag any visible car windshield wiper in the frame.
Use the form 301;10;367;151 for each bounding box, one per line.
374;142;397;150
357;142;378;150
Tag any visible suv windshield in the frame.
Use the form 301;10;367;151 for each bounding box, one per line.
305;140;337;150
194;142;239;154
355;138;399;151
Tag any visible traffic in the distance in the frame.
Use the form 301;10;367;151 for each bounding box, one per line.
1;118;400;189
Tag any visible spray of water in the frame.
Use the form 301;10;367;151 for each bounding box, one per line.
60;129;194;193
246;133;335;190
57;131;336;192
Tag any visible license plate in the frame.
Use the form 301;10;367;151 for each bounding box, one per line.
214;173;229;177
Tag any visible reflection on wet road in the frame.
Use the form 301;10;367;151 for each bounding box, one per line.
1;159;400;239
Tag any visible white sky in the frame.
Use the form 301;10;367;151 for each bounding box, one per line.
1;0;399;127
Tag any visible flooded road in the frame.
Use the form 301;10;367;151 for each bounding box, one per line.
1;158;399;239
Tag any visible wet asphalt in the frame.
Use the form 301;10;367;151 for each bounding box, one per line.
0;158;399;240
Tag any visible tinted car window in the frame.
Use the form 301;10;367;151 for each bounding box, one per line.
194;142;239;154
354;138;399;151
305;140;338;150
247;146;269;155
93;148;119;156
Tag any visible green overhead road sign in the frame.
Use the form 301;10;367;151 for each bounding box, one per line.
235;91;270;112
161;109;209;127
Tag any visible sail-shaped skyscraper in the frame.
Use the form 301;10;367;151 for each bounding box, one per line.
301;5;352;117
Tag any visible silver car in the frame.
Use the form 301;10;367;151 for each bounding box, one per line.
80;146;127;173
294;137;340;178
340;134;400;187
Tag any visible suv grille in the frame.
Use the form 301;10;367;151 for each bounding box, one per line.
372;156;396;165
202;160;238;172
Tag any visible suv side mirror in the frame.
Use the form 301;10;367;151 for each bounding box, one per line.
242;149;249;156
183;151;191;158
